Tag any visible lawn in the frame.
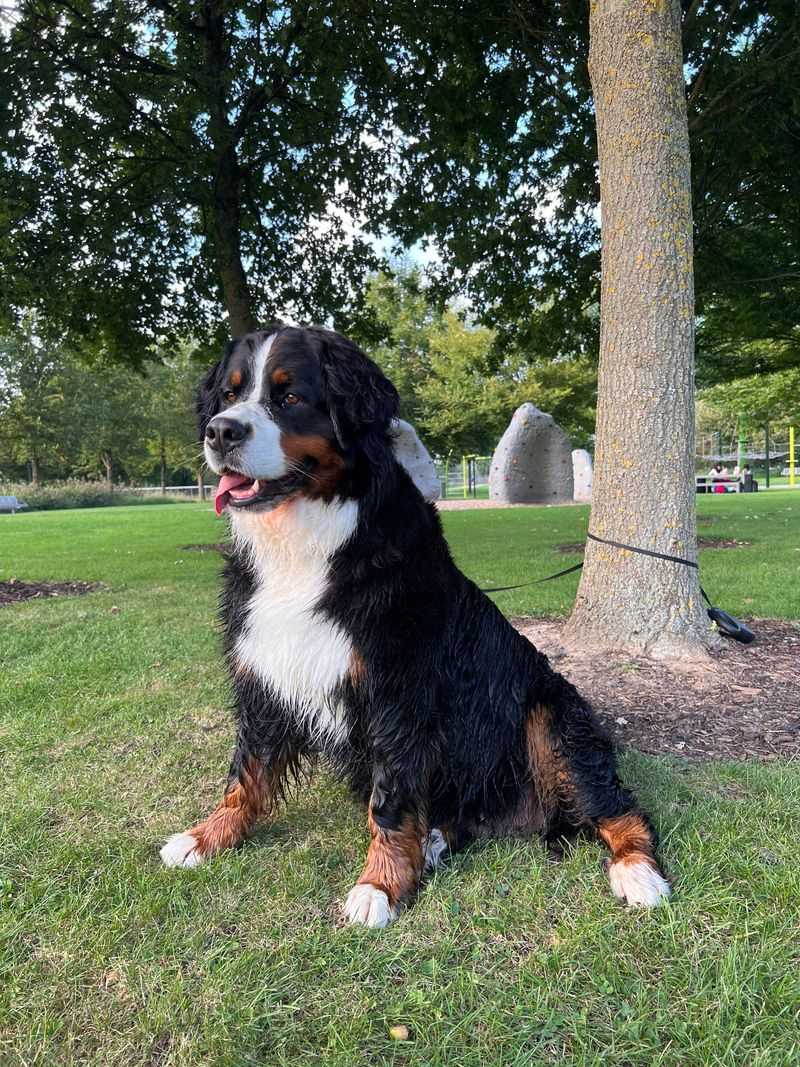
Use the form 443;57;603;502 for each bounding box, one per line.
1;497;799;1066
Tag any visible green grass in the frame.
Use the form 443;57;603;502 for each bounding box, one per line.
1;499;799;1066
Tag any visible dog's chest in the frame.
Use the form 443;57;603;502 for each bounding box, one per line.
233;506;356;743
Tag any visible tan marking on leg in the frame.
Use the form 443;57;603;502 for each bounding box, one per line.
597;812;656;864
187;757;269;858
524;703;575;829
597;812;671;906
357;810;424;909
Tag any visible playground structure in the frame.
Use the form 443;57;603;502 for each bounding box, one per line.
435;456;493;499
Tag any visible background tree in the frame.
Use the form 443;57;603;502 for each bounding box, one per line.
700;367;800;428
144;347;207;494
0;322;69;483
382;1;800;378
1;0;404;353
364;270;597;456
562;0;712;657
58;361;153;486
4;3;798;375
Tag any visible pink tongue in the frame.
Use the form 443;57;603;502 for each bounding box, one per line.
214;473;255;516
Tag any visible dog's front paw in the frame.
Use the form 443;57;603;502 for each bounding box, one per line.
343;883;397;928
160;832;205;869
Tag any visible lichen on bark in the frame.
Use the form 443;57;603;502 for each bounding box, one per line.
564;0;717;658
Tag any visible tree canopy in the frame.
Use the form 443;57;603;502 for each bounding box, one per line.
1;0;405;353
2;1;798;377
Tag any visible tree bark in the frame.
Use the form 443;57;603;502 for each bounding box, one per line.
102;452;113;491
160;434;167;495
564;0;715;658
30;448;40;487
197;466;206;501
201;3;258;338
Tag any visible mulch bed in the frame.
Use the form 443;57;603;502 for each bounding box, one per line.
0;578;104;606
513;617;800;763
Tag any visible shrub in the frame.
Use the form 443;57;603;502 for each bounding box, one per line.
0;480;189;511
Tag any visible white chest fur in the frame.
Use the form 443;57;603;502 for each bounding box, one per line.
231;498;358;744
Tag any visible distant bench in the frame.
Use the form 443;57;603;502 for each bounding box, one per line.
0;495;28;514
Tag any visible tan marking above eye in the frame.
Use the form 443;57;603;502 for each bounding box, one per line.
229;370;242;388
271;367;290;386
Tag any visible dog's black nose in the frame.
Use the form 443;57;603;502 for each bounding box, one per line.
205;416;249;455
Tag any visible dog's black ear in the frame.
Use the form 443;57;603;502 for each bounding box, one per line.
196;342;233;440
314;329;399;448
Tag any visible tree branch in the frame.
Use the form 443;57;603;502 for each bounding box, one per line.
35;0;201;87
686;0;741;107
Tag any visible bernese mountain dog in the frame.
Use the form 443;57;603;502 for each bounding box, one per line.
160;324;671;926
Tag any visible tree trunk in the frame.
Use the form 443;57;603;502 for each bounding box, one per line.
30;448;40;487
197;466;206;501
201;3;258;338
564;0;714;658
102;452;113;491
160;434;167;495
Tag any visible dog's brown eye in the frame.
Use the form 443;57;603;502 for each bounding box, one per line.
223;390;236;402
283;393;300;406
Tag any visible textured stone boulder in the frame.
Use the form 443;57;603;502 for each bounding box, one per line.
391;418;440;501
489;403;574;504
572;448;593;502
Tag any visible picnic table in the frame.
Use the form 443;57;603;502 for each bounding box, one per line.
695;476;740;494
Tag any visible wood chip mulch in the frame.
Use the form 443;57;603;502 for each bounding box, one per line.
513;617;800;763
0;578;104;605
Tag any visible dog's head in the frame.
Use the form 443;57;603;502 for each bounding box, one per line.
198;325;399;515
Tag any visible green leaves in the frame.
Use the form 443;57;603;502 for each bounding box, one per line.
363;270;597;455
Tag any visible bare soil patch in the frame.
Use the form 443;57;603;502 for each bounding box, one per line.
513;617;800;763
0;578;104;606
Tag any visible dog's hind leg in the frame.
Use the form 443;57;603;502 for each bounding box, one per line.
595;810;671;907
422;824;471;874
526;700;670;907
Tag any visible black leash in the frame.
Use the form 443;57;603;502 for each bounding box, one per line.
481;530;755;644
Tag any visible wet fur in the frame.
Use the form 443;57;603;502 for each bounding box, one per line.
163;325;670;918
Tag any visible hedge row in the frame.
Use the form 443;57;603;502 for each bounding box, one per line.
0;480;189;511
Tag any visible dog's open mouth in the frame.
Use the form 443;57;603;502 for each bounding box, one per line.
214;472;300;516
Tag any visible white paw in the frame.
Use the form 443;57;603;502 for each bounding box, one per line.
343;884;397;928
608;858;671;907
423;829;449;873
160;832;205;868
